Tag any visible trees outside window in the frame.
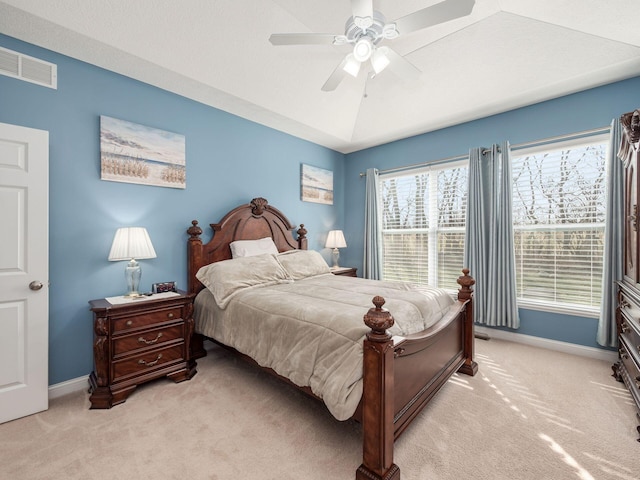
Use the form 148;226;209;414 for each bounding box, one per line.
511;135;609;313
379;161;468;291
377;133;609;315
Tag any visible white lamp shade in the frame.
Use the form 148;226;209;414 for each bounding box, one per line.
371;47;391;74
108;227;157;261
342;54;361;78
325;230;347;249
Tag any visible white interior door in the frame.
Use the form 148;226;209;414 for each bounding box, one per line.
0;122;49;424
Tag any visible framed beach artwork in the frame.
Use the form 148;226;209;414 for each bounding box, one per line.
100;115;186;189
301;163;333;205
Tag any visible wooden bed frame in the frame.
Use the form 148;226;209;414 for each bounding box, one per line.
186;197;477;480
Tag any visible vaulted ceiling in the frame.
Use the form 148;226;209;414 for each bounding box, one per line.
1;0;639;153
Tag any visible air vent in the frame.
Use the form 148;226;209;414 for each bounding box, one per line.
0;46;57;89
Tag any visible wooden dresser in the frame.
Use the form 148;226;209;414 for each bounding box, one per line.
613;108;640;439
88;290;197;408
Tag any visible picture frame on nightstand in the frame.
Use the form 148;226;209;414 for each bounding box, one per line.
152;281;177;293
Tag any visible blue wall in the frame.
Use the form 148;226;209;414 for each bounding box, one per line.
2;32;638;385
0;34;345;385
343;76;640;350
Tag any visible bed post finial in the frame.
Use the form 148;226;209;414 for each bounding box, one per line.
251;197;268;216
357;296;400;480
364;296;394;340
457;268;475;302
297;224;308;250
188;220;202;239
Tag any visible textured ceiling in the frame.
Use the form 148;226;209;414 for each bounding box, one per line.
1;0;639;153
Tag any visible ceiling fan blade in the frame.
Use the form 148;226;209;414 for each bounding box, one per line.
269;33;341;46
380;47;421;80
350;0;373;21
394;0;475;35
321;56;351;92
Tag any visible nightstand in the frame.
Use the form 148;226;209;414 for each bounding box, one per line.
88;290;197;409
331;267;357;277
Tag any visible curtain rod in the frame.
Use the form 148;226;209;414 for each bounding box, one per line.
509;125;610;152
358;153;468;177
358;124;610;178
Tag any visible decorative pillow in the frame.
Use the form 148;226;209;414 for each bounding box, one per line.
230;237;279;258
196;254;290;308
276;249;331;280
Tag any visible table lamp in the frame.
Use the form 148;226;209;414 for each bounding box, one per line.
108;227;157;297
325;230;347;269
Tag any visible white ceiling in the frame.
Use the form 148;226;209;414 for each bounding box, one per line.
1;0;640;153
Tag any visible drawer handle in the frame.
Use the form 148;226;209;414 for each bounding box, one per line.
167;313;174;319
138;332;163;345
621;322;631;334
621;299;631;309
619;348;629;360
138;353;162;367
126;320;133;327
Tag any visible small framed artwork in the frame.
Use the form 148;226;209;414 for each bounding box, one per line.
301;163;333;205
100;115;186;189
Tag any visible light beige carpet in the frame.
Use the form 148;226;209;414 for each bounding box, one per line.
1;338;638;480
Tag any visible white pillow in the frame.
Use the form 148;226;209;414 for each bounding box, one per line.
276;250;331;280
230;237;278;258
196;254;291;308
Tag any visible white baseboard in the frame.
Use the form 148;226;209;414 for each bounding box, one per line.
475;326;618;363
48;332;616;397
49;375;88;400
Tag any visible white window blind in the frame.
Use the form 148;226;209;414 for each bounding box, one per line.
511;135;609;312
379;161;468;291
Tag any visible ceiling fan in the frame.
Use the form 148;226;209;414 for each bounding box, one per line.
269;0;476;91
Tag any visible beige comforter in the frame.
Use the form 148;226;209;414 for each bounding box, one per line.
194;274;454;420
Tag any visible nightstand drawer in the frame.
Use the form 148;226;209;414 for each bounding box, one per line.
113;344;184;382
112;307;182;333
113;324;184;357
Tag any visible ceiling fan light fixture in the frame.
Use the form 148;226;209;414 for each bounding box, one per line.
342;54;361;77
353;38;373;62
269;0;477;92
371;47;391;74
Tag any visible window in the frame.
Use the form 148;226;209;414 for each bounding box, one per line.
511;134;609;313
379;161;468;291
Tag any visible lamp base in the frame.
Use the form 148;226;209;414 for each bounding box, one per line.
124;259;142;298
331;248;340;269
123;292;143;298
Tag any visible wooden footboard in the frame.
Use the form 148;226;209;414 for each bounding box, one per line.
357;270;476;480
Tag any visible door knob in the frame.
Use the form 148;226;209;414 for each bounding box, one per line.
29;281;43;291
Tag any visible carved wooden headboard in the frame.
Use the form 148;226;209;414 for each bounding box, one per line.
186;197;308;294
